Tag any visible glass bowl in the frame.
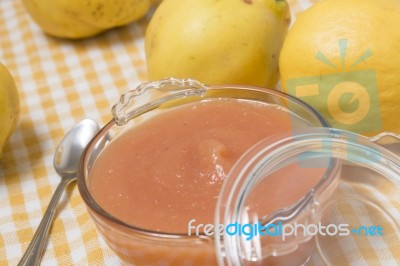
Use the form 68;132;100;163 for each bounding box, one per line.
77;78;337;265
215;128;400;265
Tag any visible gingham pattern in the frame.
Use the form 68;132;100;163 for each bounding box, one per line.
0;0;147;265
1;0;398;265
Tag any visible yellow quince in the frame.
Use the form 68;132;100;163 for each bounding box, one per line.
0;63;20;159
145;0;290;88
23;0;157;39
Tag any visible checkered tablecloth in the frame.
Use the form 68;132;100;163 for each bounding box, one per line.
0;0;148;264
1;0;398;265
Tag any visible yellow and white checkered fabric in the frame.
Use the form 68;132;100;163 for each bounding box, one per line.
0;0;147;264
1;0;398;265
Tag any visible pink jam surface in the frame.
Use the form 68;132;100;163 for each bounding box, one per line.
89;98;323;233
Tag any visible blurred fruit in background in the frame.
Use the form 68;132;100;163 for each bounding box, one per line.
0;63;20;159
279;0;400;136
145;0;290;88
22;0;157;39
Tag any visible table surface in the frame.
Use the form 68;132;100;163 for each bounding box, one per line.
1;0;399;265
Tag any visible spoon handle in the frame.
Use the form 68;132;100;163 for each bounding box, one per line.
18;177;76;266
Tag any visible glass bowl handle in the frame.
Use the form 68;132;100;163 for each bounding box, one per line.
112;78;207;126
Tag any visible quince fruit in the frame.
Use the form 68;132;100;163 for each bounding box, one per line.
279;0;400;136
23;0;156;39
145;0;290;88
0;63;19;159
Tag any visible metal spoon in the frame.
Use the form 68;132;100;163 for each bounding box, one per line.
18;119;100;266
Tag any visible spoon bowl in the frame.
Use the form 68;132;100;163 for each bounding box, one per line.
54;119;100;177
19;119;100;266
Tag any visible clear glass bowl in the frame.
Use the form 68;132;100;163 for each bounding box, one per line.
215;128;400;265
77;78;336;265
